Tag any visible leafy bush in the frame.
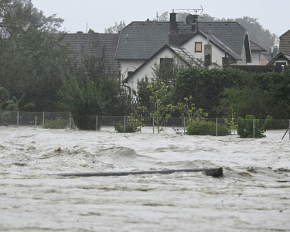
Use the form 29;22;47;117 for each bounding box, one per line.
186;120;230;136
114;121;141;133
237;115;273;138
43;118;67;129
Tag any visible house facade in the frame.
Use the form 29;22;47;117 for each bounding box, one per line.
250;40;267;65
117;12;254;94
267;29;290;67
59;12;267;95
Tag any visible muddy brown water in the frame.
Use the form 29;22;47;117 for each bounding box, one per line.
0;127;289;231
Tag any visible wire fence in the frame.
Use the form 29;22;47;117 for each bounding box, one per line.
1;111;290;138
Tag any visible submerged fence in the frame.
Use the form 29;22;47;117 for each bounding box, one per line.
1;111;290;138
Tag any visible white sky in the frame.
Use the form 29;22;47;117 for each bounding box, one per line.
32;0;290;37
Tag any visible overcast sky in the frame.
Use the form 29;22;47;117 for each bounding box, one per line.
32;0;289;37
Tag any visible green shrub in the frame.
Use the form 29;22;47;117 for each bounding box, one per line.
186;120;230;136
43;118;67;129
237;115;272;138
114;121;140;133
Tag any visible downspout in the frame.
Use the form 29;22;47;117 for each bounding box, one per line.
122;83;132;98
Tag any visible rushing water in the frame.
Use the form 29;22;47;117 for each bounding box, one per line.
0;126;290;231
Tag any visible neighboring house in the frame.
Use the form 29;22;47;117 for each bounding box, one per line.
267;29;290;67
117;12;254;94
261;47;278;65
267;52;290;66
250;40;267;65
279;29;290;55
59;32;119;73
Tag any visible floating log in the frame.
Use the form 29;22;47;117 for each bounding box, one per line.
53;167;223;178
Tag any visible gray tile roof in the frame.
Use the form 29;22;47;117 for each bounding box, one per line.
197;22;247;59
250;40;266;52
116;20;250;62
115;21;170;60
59;33;119;72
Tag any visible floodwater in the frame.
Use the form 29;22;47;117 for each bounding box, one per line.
0;126;290;231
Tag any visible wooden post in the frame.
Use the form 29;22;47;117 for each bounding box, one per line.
42;112;45;128
53;167;223;178
17;111;19;127
216;118;218;136
253;118;255;138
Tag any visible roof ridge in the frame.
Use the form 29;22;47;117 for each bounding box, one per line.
250;40;267;51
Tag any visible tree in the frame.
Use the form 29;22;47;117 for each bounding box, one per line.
0;27;73;111
104;21;126;33
1;0;64;36
217;86;272;119
58;52;128;130
232;17;277;48
174;67;244;117
147;81;175;133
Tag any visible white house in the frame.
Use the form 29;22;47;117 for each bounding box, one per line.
116;12;254;95
59;12;267;96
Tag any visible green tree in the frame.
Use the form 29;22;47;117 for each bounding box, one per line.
1;0;64;36
174;67;243;117
58;77;107;130
0;28;73;111
147;81;175;133
217;86;272;119
58;52;128;130
104;21;126;33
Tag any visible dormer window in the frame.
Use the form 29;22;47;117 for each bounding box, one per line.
195;42;202;52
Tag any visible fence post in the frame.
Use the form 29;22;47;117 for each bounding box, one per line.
153;117;155;134
96;116;98;131
17;111;19;127
42;112;45;128
216;118;218;136
124;116;126;133
289;119;290;140
68;113;72;129
253;118;255;138
35;116;37;127
183;117;186;134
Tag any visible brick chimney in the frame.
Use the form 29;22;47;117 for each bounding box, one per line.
170;10;177;33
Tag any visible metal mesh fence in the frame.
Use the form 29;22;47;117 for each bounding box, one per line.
0;111;70;128
1;111;290;138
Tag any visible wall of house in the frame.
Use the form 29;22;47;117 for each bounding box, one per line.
125;48;186;95
119;60;145;81
249;51;261;65
182;34;225;67
279;30;290;55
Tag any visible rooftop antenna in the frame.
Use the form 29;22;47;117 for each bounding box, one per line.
175;6;203;15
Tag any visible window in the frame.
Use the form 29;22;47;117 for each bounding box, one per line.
160;58;173;71
275;61;287;66
160;58;174;80
195;42;202;52
127;71;133;77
